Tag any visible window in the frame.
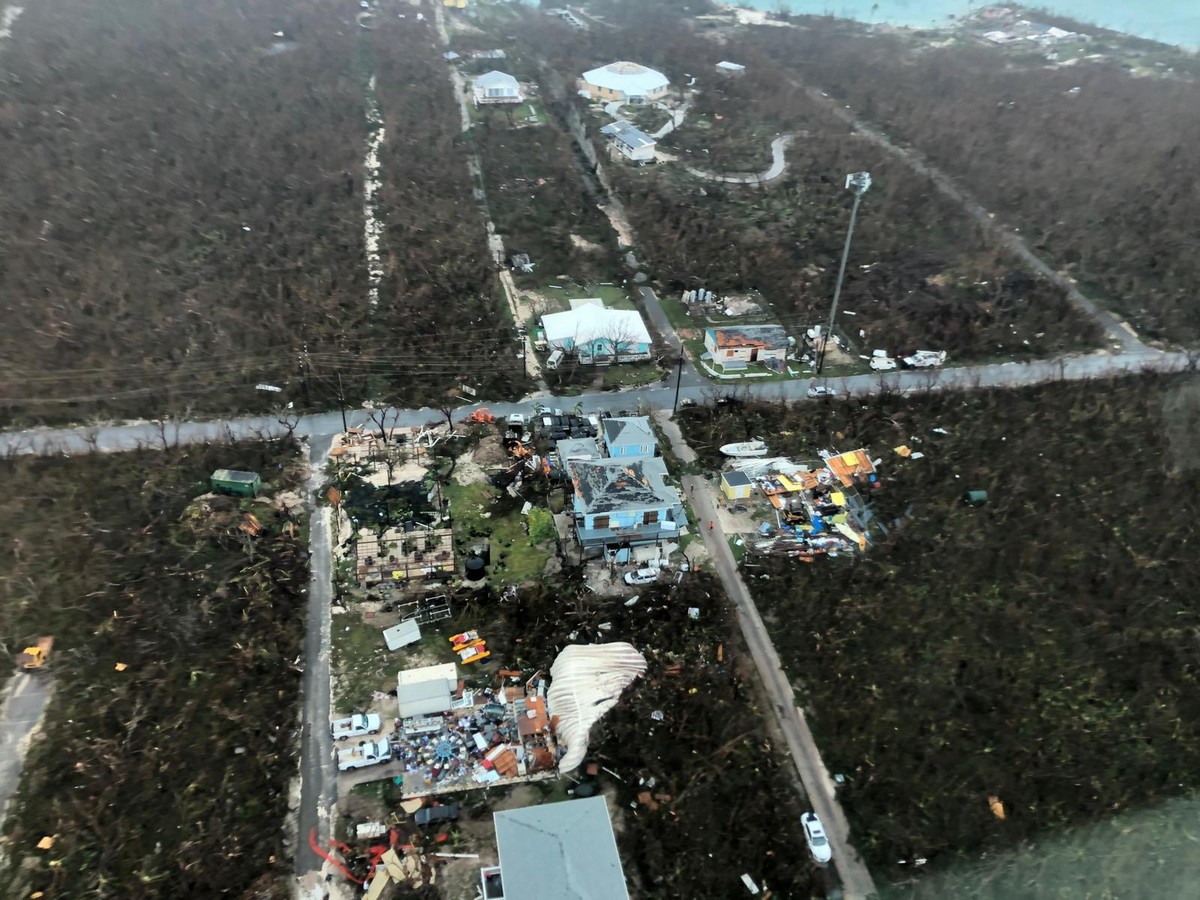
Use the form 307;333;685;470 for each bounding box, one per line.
643;510;659;524
592;515;610;529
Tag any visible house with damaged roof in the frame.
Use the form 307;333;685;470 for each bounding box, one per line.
704;324;790;371
565;456;686;559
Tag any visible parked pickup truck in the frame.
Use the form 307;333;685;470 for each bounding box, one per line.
337;739;392;772
331;713;382;742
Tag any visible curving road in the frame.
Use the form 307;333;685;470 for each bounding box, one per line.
686;133;794;185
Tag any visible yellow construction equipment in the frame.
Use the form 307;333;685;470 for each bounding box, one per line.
17;636;53;672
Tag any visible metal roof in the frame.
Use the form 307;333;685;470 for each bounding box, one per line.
601;416;655;448
707;324;790;351
473;70;519;90
493;796;629;900
600;120;655;150
567;457;676;514
541;306;652;347
581;61;669;96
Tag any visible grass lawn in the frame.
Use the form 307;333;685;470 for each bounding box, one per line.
602;361;664;389
443;479;553;586
331;613;396;714
548;282;634;310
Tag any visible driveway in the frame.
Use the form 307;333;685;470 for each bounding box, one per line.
685;133;794;185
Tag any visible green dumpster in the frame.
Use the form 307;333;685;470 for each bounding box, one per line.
211;469;262;498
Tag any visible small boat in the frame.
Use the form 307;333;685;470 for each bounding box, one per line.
720;441;769;458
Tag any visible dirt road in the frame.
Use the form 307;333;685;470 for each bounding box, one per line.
686;133;794;185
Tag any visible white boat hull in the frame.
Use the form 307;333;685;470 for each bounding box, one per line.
720;442;768;458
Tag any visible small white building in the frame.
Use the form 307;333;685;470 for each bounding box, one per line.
716;60;745;75
578;61;669;104
397;662;459;718
541;305;653;365
472;70;524;106
600;120;656;163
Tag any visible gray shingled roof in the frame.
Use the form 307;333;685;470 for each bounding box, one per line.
567;457;676;514
493;797;629;900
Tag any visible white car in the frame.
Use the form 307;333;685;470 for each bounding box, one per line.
807;385;838;399
506;413;526;427
623;568;658;586
802;812;832;864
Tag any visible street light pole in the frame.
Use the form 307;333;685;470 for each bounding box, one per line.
816;171;871;378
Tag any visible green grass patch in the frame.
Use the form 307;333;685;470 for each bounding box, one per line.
331;613;395;714
443;479;553;586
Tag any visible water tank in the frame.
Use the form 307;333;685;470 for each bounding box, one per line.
465;555;487;581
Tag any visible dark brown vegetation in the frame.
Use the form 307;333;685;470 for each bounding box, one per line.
0;0;365;426
0;0;527;428
518;9;1102;361
680;372;1200;882
749;21;1200;343
369;8;530;407
0;437;307;898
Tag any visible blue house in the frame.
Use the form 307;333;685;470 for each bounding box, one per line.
565;457;686;559
601;416;657;460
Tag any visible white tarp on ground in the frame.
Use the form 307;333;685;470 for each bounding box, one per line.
549;643;647;772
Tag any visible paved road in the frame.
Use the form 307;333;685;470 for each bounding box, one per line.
685;474;877;899
0;348;1186;456
295;434;336;876
0;672;53;827
799;84;1146;354
686;133;794;185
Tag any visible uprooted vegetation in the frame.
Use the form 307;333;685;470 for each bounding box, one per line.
0;437;308;898
679;373;1200;886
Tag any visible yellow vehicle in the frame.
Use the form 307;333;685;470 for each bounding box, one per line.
17;636;53;672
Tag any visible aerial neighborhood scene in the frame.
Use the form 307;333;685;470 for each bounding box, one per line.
1;0;1200;898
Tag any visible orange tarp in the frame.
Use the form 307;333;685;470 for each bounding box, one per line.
825;449;875;486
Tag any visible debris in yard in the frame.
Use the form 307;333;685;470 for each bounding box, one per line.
651;709;665;721
382;618;421;651
36;836;55;850
894;445;912;457
988;795;1007;820
114;662;128;672
688;607;700;619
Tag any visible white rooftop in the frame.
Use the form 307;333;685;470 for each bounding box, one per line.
474;70;519;90
581;61;669;97
541;306;652;347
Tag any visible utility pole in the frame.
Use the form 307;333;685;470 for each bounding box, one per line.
337;372;348;434
816;172;871;378
671;343;685;413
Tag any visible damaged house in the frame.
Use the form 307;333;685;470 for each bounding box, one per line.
565;457;686;560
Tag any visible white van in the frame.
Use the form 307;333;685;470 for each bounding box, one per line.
545;349;564;370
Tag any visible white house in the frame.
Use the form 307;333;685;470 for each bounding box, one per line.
600;120;656;163
541;305;653;365
578;61;669;104
716;60;746;75
472;70;524;106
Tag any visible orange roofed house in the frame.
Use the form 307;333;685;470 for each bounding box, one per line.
704;325;790;371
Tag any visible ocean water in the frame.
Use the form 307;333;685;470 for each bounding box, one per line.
734;0;1200;49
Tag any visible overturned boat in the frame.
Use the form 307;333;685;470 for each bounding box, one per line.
720;440;769;458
